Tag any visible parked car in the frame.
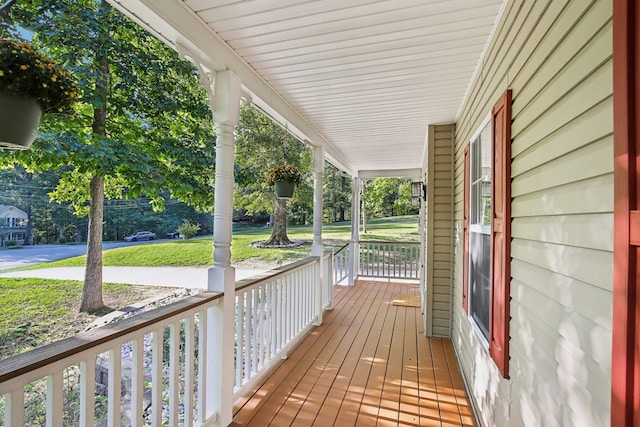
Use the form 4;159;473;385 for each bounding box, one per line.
124;231;157;242
166;230;180;239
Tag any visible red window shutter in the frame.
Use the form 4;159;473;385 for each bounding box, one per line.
490;89;512;379
462;145;470;312
612;1;640;425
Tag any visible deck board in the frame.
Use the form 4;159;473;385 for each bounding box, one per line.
232;280;477;427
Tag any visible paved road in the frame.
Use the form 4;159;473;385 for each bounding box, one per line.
0;239;176;271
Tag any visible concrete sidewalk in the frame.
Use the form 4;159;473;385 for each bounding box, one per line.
0;266;269;288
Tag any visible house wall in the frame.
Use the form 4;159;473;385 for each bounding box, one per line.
0;206;29;246
449;1;613;426
425;124;455;337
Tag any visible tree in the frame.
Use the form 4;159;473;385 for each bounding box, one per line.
323;162;351;223
362;178;419;219
234;103;311;246
1;0;216;312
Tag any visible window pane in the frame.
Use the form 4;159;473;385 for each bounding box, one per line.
468;120;491;341
470;231;491;339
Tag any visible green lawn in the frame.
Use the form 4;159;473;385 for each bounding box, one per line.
27;216;419;269
0;278;169;359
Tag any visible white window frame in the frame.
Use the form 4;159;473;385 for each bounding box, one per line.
467;115;492;346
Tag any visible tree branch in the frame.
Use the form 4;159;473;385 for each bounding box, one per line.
0;0;18;18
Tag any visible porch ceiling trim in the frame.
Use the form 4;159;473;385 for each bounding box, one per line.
358;168;422;180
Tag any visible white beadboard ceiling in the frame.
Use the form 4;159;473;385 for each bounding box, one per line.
110;0;505;176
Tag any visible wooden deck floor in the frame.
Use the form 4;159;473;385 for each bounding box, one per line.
232;280;476;427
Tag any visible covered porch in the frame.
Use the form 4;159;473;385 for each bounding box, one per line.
4;0;624;425
232;279;474;427
1;0;489;425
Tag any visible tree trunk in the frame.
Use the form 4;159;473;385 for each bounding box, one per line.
80;28;109;313
264;197;292;246
25;203;32;245
80;175;105;312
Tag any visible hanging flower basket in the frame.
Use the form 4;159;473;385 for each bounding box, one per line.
0;92;42;149
0;39;78;149
267;164;302;200
274;180;296;199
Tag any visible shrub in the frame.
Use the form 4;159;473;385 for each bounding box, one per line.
178;219;200;239
5;240;17;247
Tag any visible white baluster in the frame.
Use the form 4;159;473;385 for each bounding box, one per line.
235;293;244;389
244;290;252;383
6;387;25;427
80;358;95;427
270;282;276;358
151;328;163;427
169;322;179;427
107;347;122;427
259;285;266;370
184;317;195;427
197;310;207;425
131;336;144;426
46;371;63;427
277;280;283;353
251;288;258;376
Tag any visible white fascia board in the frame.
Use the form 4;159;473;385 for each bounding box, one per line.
420;127;430;173
108;0;357;176
358;168;423;180
455;0;509;121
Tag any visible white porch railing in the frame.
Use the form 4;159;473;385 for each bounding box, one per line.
0;252;333;426
332;243;350;285
358;241;420;280
233;252;333;394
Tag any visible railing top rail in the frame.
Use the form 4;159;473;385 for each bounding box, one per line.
359;240;420;246
0;291;221;384
235;256;319;292
333;243;350;255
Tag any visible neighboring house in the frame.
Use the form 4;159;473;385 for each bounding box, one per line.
0;205;29;246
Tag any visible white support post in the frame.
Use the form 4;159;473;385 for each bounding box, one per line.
310;145;324;257
361;179;367;234
206;69;241;427
419;177;426;316
310;146;324;324
348;177;361;286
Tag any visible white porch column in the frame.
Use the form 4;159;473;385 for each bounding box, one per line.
310;146;324;325
207;70;241;427
310;145;324;256
361;179;368;234
419;176;427;320
348;177;361;286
